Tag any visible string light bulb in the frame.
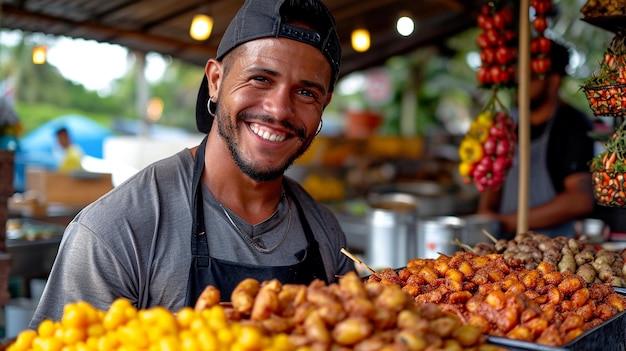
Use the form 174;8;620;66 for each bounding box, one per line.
351;28;370;52
147;97;164;122
32;45;47;64
190;13;214;41
396;14;415;37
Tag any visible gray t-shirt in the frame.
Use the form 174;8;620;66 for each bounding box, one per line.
29;148;354;328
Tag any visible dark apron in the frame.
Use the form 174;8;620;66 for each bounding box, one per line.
184;136;327;306
499;110;574;238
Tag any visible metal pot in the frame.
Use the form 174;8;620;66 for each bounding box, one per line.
365;192;419;269
460;214;501;246
369;181;455;217
417;216;465;259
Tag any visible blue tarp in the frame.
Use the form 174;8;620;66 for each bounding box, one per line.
14;114;113;192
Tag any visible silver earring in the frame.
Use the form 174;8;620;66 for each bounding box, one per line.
316;119;323;135
207;96;217;117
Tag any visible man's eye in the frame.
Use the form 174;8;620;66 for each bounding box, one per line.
252;76;269;83
299;89;316;98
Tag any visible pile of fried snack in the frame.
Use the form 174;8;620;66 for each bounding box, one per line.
8;271;505;351
472;231;626;286
366;248;626;346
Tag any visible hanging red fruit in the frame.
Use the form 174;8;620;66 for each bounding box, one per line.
475;1;517;89
530;0;555;78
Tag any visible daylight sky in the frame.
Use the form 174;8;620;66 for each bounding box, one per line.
1;30;166;94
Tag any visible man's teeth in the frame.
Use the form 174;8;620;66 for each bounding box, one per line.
250;124;286;142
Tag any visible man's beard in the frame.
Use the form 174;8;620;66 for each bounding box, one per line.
215;107;316;182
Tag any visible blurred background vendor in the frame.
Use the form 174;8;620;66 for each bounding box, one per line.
477;40;595;238
53;126;84;173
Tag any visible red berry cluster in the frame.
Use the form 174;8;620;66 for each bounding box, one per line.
471;111;517;192
475;2;517;88
530;0;554;77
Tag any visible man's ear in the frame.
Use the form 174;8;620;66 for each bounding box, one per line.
206;59;222;97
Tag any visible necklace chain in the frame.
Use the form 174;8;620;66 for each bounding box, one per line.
218;194;292;254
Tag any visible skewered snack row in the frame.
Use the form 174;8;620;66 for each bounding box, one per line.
471;231;626;286
7;271;505;351
365;251;626;347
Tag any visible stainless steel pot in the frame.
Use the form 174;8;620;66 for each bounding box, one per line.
369;181;455;217
417;216;465;259
365;192;419;269
460;214;501;246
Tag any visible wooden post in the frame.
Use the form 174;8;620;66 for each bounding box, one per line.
517;0;530;234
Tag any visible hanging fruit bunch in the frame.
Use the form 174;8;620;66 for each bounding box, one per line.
590;121;626;207
458;94;517;192
582;31;626;117
530;0;554;77
475;1;517;88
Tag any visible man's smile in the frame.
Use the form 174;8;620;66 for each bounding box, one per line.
249;122;288;142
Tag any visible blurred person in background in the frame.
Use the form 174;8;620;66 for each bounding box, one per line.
477;39;595;238
53;126;84;173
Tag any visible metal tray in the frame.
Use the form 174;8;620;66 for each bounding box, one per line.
487;287;626;351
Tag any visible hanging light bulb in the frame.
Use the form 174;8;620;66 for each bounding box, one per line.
190;13;214;41
396;14;415;37
351;28;370;52
32;45;47;64
147;97;164;122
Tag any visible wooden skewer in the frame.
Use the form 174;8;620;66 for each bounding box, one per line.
482;229;498;244
340;247;379;278
454;238;474;252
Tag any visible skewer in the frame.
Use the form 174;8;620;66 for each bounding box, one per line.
340;247;380;278
454;238;474;252
482;229;498;244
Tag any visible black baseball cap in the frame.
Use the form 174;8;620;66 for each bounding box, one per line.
196;0;341;134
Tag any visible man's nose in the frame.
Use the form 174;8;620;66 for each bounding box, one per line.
263;87;295;120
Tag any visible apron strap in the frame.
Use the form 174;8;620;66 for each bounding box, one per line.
191;136;210;267
184;136;210;307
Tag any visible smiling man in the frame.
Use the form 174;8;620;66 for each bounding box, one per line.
30;0;354;329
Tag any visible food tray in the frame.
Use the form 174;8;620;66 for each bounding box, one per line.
487;309;626;351
487;286;626;351
367;269;626;350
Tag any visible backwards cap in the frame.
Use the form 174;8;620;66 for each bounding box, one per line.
196;0;341;134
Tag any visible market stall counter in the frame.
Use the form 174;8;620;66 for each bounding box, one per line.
5;218;63;298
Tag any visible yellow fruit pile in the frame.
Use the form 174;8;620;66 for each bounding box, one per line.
8;298;293;351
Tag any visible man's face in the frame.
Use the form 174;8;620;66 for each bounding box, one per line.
213;37;332;182
57;131;71;148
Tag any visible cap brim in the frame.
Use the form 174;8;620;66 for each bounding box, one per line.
195;75;212;134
